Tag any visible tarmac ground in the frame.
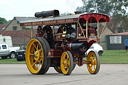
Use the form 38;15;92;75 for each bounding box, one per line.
0;64;128;85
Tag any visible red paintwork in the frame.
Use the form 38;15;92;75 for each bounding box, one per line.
79;13;110;23
47;50;62;58
87;38;99;48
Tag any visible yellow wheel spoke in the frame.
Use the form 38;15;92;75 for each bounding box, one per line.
37;43;39;50
94;65;96;70
89;56;92;60
67;64;70;69
67;61;70;66
94;59;97;65
30;53;34;56
32;61;37;67
39;58;43;63
39;61;42;65
40;56;43;58
63;55;66;60
93;55;95;60
32;43;38;50
66;66;69;71
33;48;36;53
66;57;69;61
39;49;42;52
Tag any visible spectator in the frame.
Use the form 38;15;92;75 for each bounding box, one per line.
124;37;128;52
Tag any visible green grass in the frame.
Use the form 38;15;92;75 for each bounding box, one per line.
0;58;25;64
100;50;128;64
0;50;128;64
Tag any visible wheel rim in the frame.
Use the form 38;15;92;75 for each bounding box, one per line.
11;53;15;58
26;38;44;74
87;51;97;74
61;52;70;74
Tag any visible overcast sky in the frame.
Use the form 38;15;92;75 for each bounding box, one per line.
0;0;83;20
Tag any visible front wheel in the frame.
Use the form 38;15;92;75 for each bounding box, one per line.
60;51;73;75
87;51;100;74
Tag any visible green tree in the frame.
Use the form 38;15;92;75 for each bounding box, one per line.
76;0;128;32
7;20;12;24
77;0;128;16
61;12;73;16
0;17;8;24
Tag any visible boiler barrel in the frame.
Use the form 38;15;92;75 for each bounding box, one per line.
71;42;88;54
35;10;60;18
71;43;83;51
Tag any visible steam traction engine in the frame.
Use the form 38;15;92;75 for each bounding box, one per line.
20;10;109;75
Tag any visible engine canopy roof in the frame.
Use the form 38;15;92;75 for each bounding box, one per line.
20;13;110;26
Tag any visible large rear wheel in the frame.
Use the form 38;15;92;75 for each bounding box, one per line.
87;51;100;74
60;51;73;75
25;37;50;74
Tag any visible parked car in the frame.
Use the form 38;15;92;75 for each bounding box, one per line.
0;44;20;59
85;43;103;56
16;47;26;61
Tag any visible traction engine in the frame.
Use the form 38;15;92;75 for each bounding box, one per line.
22;10;110;75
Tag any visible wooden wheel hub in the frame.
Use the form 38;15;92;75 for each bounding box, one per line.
34;50;40;61
91;59;96;65
63;60;69;66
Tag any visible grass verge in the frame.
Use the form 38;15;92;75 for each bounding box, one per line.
0;50;128;64
0;58;25;64
100;50;128;64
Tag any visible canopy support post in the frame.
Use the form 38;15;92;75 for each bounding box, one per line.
86;21;88;38
97;21;99;38
78;22;86;39
31;26;33;38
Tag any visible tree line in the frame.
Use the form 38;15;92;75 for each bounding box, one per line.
0;17;11;24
